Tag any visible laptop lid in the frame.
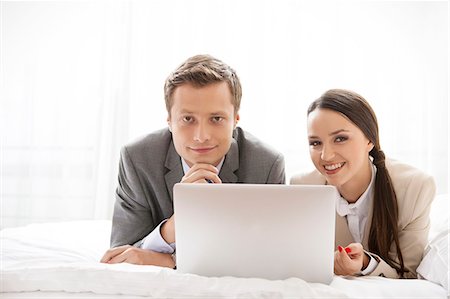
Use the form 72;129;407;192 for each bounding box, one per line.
173;183;338;283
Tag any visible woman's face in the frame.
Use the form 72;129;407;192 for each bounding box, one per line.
307;108;374;189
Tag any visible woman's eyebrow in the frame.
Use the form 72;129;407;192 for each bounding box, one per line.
329;129;350;136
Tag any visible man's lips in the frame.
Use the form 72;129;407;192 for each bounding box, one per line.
189;146;217;154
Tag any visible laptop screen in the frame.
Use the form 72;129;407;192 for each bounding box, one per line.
174;183;338;283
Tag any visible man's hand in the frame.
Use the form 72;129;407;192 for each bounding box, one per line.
100;245;175;268
160;163;222;243
180;163;222;184
334;243;369;276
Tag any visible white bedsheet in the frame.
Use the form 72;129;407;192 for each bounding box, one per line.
1;219;447;298
2;265;447;298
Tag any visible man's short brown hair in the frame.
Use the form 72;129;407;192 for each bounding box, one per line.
164;54;242;115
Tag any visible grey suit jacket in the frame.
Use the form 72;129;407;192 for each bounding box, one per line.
290;159;436;278
111;127;285;247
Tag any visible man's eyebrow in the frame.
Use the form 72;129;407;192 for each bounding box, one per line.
177;110;227;115
179;109;194;114
209;111;227;115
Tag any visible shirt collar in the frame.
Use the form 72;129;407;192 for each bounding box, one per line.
336;162;377;217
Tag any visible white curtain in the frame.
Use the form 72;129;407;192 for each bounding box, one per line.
1;2;131;227
1;0;448;228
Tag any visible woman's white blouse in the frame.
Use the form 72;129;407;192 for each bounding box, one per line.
336;163;378;275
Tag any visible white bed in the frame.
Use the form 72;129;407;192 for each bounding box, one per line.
1;195;448;299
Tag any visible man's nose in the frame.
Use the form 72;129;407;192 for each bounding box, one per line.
193;122;211;143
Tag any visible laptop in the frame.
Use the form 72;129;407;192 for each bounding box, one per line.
173;183;338;283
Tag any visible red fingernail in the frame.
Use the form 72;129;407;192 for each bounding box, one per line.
345;247;351;253
338;246;343;252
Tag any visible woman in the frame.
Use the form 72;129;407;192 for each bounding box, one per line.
291;89;435;278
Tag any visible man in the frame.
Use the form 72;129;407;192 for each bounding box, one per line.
100;54;285;268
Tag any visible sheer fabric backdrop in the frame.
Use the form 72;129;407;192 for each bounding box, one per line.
1;1;448;227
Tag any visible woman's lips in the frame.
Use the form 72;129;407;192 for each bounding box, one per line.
323;162;345;175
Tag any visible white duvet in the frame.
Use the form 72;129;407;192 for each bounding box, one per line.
1;219;447;299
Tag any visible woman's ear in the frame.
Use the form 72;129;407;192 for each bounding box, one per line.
367;141;374;152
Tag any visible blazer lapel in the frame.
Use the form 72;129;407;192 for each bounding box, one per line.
362;200;374;249
335;207;373;249
164;141;183;201
335;213;354;249
219;138;239;183
315;177;355;249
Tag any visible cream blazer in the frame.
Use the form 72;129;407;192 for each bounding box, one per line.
290;159;436;278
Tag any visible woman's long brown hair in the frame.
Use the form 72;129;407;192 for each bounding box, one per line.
308;89;406;277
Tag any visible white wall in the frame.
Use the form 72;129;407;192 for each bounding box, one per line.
1;0;448;227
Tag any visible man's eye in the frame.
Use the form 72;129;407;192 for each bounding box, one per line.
182;116;193;123
211;116;223;123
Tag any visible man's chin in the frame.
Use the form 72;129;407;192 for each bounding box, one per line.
187;157;221;167
194;160;216;165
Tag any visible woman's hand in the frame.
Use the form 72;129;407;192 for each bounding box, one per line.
334;242;369;276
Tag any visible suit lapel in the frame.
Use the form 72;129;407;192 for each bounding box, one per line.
219;138;239;183
163;136;239;197
164;141;183;201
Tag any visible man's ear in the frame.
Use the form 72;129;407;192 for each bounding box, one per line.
234;113;240;129
167;116;172;132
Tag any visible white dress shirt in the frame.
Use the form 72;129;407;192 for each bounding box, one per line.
336;162;379;275
140;157;225;253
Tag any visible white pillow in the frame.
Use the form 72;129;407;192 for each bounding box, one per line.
429;194;449;240
417;194;449;296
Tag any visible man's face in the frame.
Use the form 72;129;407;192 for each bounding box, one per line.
168;82;239;167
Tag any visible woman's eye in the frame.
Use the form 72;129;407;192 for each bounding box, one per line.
309;140;321;147
335;136;348;142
